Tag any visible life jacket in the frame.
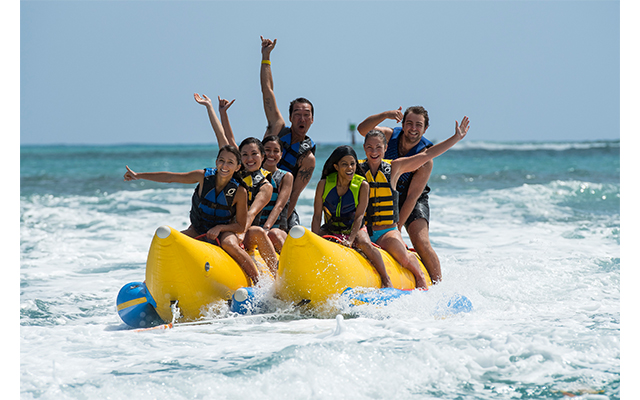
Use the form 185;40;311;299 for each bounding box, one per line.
256;168;289;230
359;159;399;234
242;168;271;207
189;168;240;234
321;172;365;234
383;127;433;196
277;127;316;178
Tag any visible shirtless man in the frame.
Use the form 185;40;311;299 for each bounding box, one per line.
259;36;316;228
358;106;444;282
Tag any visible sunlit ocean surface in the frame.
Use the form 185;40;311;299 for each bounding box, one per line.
20;140;620;399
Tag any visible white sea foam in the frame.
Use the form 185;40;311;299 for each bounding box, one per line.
20;173;619;398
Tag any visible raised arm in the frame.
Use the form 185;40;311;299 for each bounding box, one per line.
390;116;470;187
218;96;238;150
357;107;403;140
194;93;229;147
260;36;286;138
311;179;326;235
124;166;204;185
263;172;293;230
287;152;316;218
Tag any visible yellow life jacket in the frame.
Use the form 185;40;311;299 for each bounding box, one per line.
359;159;399;232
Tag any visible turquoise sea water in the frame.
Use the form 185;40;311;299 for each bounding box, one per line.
20;140;620;399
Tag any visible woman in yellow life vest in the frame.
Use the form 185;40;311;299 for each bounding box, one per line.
361;117;470;288
312;146;393;288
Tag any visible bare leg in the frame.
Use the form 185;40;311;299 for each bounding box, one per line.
354;229;393;288
267;228;287;253
181;225;200;238
219;231;260;284
244;226;279;276
406;219;441;283
377;229;428;288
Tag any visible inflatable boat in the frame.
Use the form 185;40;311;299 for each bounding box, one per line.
117;225;434;328
274;225;432;309
116;226;272;328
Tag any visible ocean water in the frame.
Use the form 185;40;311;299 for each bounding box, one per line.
20;140;620;399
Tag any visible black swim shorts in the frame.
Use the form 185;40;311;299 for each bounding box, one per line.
400;191;430;228
286;209;300;232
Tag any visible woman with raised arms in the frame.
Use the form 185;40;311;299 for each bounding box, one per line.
194;93;289;272
360;116;470;288
123;145;261;284
312;145;393;288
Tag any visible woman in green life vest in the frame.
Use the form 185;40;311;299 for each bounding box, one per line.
311;146;393;288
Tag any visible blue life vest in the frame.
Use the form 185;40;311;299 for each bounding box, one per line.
277;127;316;178
189;168;240;234
321;172;365;234
383;127;433;196
256;168;289;230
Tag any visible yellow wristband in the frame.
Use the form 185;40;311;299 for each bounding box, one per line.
262;60;271;65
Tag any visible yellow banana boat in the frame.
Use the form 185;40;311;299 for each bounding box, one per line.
117;226;271;327
275;226;432;309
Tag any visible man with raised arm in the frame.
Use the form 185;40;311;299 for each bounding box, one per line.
358;106;447;283
259;36;316;228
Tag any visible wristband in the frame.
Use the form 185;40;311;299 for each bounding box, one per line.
261;60;271;65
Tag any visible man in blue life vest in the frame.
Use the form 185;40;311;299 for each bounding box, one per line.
357;106;442;282
259;36;316;229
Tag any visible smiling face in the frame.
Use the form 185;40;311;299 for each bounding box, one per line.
240;143;265;172
401;111;428;147
216;149;242;178
289;102;314;137
263;140;282;171
363;135;387;167
333;155;357;182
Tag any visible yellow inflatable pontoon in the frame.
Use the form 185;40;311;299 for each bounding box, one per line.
116;226;270;328
117;225;432;327
275;226;432;309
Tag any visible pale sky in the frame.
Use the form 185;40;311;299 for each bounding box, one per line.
17;0;621;145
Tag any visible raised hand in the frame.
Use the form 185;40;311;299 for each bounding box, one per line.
455;116;470;139
218;96;236;113
387;106;403;123
123;165;138;181
194;93;213;107
260;35;277;58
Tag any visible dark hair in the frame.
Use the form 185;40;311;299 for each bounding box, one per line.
239;137;266;158
262;135;283;151
321;145;365;179
217;145;245;182
402;106;430;128
288;97;314;118
364;129;388;146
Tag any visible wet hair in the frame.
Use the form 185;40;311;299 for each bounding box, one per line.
262;135;284;151
288;97;314;118
239;137;266;158
402;106;430;128
364;129;388;146
217;145;245;182
321;145;365;179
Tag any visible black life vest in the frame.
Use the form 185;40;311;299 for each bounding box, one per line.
277;127;316;178
256;168;289;230
189;168;241;234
